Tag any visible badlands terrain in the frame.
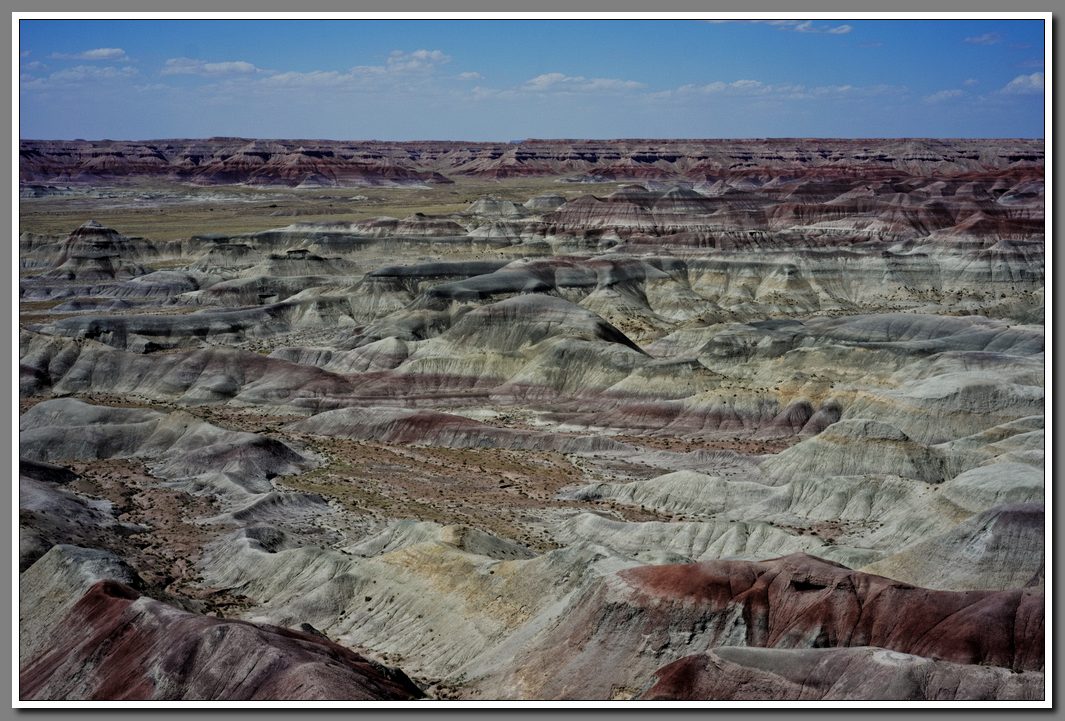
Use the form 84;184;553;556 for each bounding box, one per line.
18;138;1045;701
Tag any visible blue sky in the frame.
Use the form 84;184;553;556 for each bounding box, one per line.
18;18;1046;140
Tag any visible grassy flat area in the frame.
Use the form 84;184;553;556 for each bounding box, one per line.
19;177;616;241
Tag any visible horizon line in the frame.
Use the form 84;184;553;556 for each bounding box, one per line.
18;136;1047;143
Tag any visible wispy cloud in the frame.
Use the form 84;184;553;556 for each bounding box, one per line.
793;20;852;35
162;58;262;76
707;20;852;35
924;89;964;103
263;70;360;88
655;78;898;101
243;49;451;89
20;50;30;58
469;72;645;100
385;49;450;72
524;72;644;93
21;64;138;90
668;79;781;95
51;65;137;81
458;71;483;80
1001;72;1043;95
964;33;1002;45
963;78;979;86
50;47;129;61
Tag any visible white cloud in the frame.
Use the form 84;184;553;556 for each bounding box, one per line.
162;58;261;76
793;20;852;34
82;47;127;60
965;33;1002;45
963;78;979;86
707;20;852;35
924;89;964;103
50;65;137;82
458;71;483;80
20;50;30;58
664;79;886;101
1001;72;1044;95
386;49;450;72
526;72;567;89
132;82;171;93
524;72;644;93
51;47;129;61
21;60;46;71
811;84;857;95
468;72;644;100
677;81;721;94
22;64;138;90
245;49;451;90
264;70;354;87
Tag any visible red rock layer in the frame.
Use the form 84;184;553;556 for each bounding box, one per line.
501;553;1042;698
621;554;1043;671
19;580;425;701
640;647;1043;701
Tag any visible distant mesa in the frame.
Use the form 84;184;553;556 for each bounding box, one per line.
19;138;1044;187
